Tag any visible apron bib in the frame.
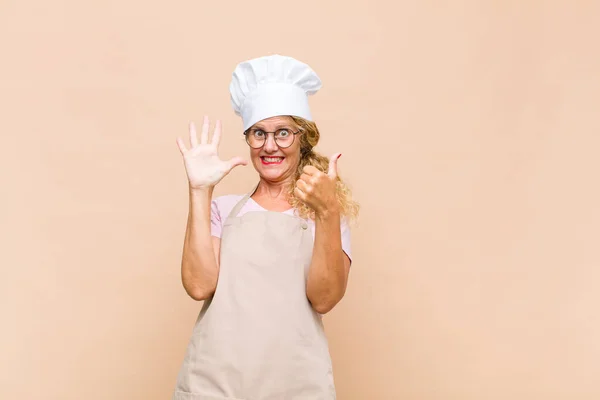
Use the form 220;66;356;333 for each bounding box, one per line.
173;189;336;400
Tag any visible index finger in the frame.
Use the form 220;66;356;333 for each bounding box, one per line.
200;115;209;144
302;165;321;176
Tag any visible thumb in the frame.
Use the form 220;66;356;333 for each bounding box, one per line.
226;156;248;173
328;153;342;178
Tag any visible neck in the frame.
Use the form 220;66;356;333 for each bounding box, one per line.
254;177;293;200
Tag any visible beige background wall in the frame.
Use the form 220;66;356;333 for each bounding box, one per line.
2;1;599;399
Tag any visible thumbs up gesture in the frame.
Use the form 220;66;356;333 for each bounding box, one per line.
294;153;342;216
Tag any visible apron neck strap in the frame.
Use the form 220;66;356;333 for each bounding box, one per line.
229;183;259;218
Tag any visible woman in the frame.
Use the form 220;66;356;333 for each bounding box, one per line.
172;55;358;400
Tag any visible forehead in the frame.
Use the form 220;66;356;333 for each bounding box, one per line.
251;115;295;130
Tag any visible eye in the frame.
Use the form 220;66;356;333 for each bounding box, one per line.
253;129;265;138
276;129;290;138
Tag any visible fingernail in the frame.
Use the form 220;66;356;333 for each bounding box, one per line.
337;154;342;159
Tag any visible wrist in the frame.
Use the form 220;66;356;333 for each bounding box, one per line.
189;185;214;197
315;204;340;222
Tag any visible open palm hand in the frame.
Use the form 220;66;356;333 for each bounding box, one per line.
176;116;247;190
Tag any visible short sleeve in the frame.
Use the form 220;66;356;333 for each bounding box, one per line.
210;194;246;238
341;217;352;265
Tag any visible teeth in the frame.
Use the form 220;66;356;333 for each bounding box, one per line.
263;157;283;162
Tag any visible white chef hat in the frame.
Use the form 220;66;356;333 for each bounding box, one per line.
229;54;322;131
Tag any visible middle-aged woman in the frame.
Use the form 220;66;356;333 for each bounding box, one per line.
172;54;359;400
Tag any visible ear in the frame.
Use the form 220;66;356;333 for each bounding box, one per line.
328;153;342;179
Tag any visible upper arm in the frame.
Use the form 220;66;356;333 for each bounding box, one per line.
343;251;351;273
213;236;221;267
210;197;223;267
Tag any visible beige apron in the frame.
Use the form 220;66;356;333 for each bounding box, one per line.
173;188;336;400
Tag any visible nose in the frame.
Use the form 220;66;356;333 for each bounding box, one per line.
263;133;279;152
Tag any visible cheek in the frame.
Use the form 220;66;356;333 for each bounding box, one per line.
250;149;261;162
282;147;301;166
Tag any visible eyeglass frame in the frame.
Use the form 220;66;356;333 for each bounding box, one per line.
243;127;301;149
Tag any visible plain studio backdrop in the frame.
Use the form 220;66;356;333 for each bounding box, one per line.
1;1;599;399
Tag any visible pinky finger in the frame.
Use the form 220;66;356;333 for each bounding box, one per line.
176;137;188;155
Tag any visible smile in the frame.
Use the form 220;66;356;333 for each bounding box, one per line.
260;156;284;165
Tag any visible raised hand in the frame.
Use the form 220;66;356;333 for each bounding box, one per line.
294;153;342;216
176;116;248;190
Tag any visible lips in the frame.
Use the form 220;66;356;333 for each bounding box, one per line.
260;156;284;165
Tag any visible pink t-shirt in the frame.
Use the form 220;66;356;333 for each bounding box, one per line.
211;194;352;263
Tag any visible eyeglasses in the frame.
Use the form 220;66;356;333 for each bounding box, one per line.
243;128;300;149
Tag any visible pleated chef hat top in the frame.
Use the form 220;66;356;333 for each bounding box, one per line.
229;54;322;131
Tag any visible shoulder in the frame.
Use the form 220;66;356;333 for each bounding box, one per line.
210;194;246;238
212;194;245;207
212;194;245;218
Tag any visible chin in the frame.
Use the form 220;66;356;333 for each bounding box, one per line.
260;168;286;181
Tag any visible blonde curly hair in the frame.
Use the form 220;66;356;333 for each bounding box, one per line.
286;116;360;222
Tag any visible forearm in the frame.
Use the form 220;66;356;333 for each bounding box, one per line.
181;187;219;300
306;209;347;314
